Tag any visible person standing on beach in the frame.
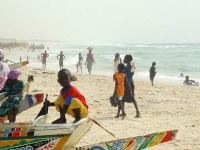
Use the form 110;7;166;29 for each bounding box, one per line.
113;53;121;73
57;51;66;69
0;48;10;90
113;63;130;119
122;54;140;118
76;53;83;73
149;62;157;86
41;51;49;69
85;47;95;75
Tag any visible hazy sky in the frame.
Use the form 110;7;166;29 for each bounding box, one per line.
0;0;200;44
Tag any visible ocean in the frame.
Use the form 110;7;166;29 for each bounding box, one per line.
6;42;200;84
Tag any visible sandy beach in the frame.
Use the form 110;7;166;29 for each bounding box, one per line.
11;64;199;150
1;0;200;149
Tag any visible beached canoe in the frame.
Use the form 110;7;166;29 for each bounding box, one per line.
0;117;93;150
71;129;178;150
8;61;29;69
0;93;44;122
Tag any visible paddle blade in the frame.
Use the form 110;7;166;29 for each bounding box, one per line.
35;94;48;120
35;104;48;120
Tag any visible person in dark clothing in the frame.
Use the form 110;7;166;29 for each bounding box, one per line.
122;54;140;118
150;62;157;86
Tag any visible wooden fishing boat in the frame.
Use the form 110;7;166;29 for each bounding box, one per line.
71;129;178;150
0;93;44;123
8;61;29;69
0;117;93;150
0;115;178;150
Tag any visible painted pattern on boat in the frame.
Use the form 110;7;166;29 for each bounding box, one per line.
0;118;93;150
72;129;178;150
0;93;44;123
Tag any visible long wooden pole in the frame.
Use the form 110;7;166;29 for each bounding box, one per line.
89;117;118;139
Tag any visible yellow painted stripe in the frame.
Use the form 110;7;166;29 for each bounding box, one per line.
53;135;70;150
148;132;166;147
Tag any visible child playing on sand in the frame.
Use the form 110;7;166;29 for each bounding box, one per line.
113;63;130;119
150;62;157;86
183;76;199;86
47;69;88;124
0;69;24;122
123;55;140;118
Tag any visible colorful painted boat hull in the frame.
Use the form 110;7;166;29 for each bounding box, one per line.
0;135;70;150
0;118;93;150
0;93;44;123
72;129;178;150
8;61;29;69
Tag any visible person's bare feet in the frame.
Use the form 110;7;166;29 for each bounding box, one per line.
121;113;126;120
52;118;66;124
115;115;119;118
73;118;80;123
135;112;141;118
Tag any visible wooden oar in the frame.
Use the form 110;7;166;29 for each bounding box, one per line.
89;117;118;139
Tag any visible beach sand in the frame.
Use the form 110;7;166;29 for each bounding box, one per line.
11;65;200;150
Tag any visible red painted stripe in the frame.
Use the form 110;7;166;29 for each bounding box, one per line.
12;128;23;137
160;131;173;143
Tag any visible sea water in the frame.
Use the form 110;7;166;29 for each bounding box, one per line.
6;42;200;84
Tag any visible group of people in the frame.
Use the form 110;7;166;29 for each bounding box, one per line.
40;47;95;75
0;46;95;123
113;53;140;119
1;46;199;125
76;47;95;74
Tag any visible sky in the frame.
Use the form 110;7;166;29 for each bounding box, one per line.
0;0;200;44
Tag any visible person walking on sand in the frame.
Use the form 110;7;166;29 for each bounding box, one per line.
113;63;132;119
85;47;95;75
57;51;66;69
122;54;140;118
0;48;10;90
150;62;157;86
113;53;121;73
41;51;49;69
76;53;83;73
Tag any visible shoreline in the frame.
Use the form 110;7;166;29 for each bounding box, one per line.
4;47;200;85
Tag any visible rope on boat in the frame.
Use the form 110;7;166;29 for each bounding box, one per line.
89;117;118;140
